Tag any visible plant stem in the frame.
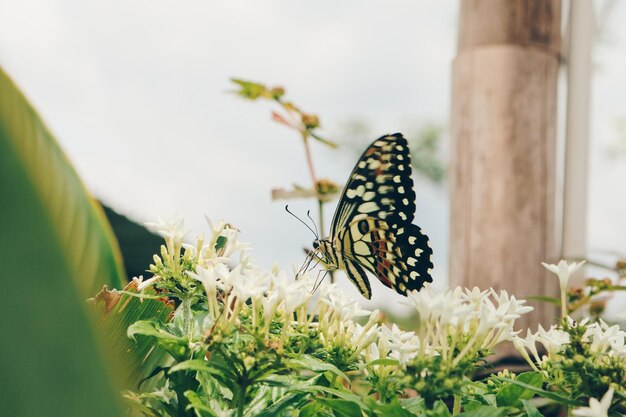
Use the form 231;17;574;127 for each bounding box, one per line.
453;394;461;415
561;290;567;319
236;381;247;417
301;132;318;186
317;198;325;236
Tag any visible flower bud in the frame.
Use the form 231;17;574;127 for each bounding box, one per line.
244;356;256;369
270;86;285;99
301;113;320;129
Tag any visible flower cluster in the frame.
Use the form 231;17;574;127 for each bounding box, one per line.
514;316;626;411
113;217;625;417
406;286;533;367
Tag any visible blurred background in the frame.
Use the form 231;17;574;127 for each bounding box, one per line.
1;0;625;316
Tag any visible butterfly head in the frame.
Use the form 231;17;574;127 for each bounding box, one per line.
312;238;336;267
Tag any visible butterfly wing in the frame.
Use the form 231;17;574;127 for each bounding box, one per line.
343;259;372;300
329;133;416;239
337;217;432;296
327;133;433;296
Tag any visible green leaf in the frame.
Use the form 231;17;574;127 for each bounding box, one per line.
372;402;418;417
0;68;126;415
431;400;452;417
458;405;511;417
496;372;544;407
366;358;401;367
94;284;174;386
521;400;544;417
255;393;309;417
257;374;299;387
184;391;220;417
316;398;363;417
169;359;240;394
285;354;349;382
128;320;182;341
0;69;125;294
169;359;214;373
231;78;268;100
128;319;189;361
292;385;363;405
398;397;424;414
299;402;334;417
493;378;584;407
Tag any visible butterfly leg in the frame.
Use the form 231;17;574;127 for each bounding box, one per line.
310;269;330;295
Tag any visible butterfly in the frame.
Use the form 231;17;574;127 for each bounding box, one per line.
312;133;433;299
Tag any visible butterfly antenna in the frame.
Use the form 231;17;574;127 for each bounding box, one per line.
306;210;320;239
285;205;318;238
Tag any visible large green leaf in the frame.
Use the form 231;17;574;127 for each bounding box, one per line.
0;68;126;416
0;68;125;293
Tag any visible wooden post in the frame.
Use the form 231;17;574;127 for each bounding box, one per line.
450;0;562;328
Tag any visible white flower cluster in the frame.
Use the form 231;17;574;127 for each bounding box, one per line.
184;218;316;335
144;215;534;369
404;286;533;367
514;317;626;371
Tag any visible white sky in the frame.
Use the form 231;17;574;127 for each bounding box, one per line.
1;0;625;313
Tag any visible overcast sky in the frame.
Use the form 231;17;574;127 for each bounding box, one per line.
1;1;625;313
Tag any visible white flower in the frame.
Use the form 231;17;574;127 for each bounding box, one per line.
350;312;381;356
535;324;570;356
203;217;249;260
187;264;225;298
380;324;420;367
542;260;586;292
584;320;626;356
146;214;187;247
321;290;371;322
572;387;614;417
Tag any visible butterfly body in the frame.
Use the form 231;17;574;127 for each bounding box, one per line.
313;133;433;299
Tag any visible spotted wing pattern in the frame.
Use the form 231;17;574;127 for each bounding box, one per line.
330;134;416;237
326;133;433;298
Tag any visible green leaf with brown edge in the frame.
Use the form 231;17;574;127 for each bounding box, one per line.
0;67;126;416
93;281;174;388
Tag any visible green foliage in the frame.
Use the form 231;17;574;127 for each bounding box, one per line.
409;124;445;184
104;219;626;417
0;68;127;415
